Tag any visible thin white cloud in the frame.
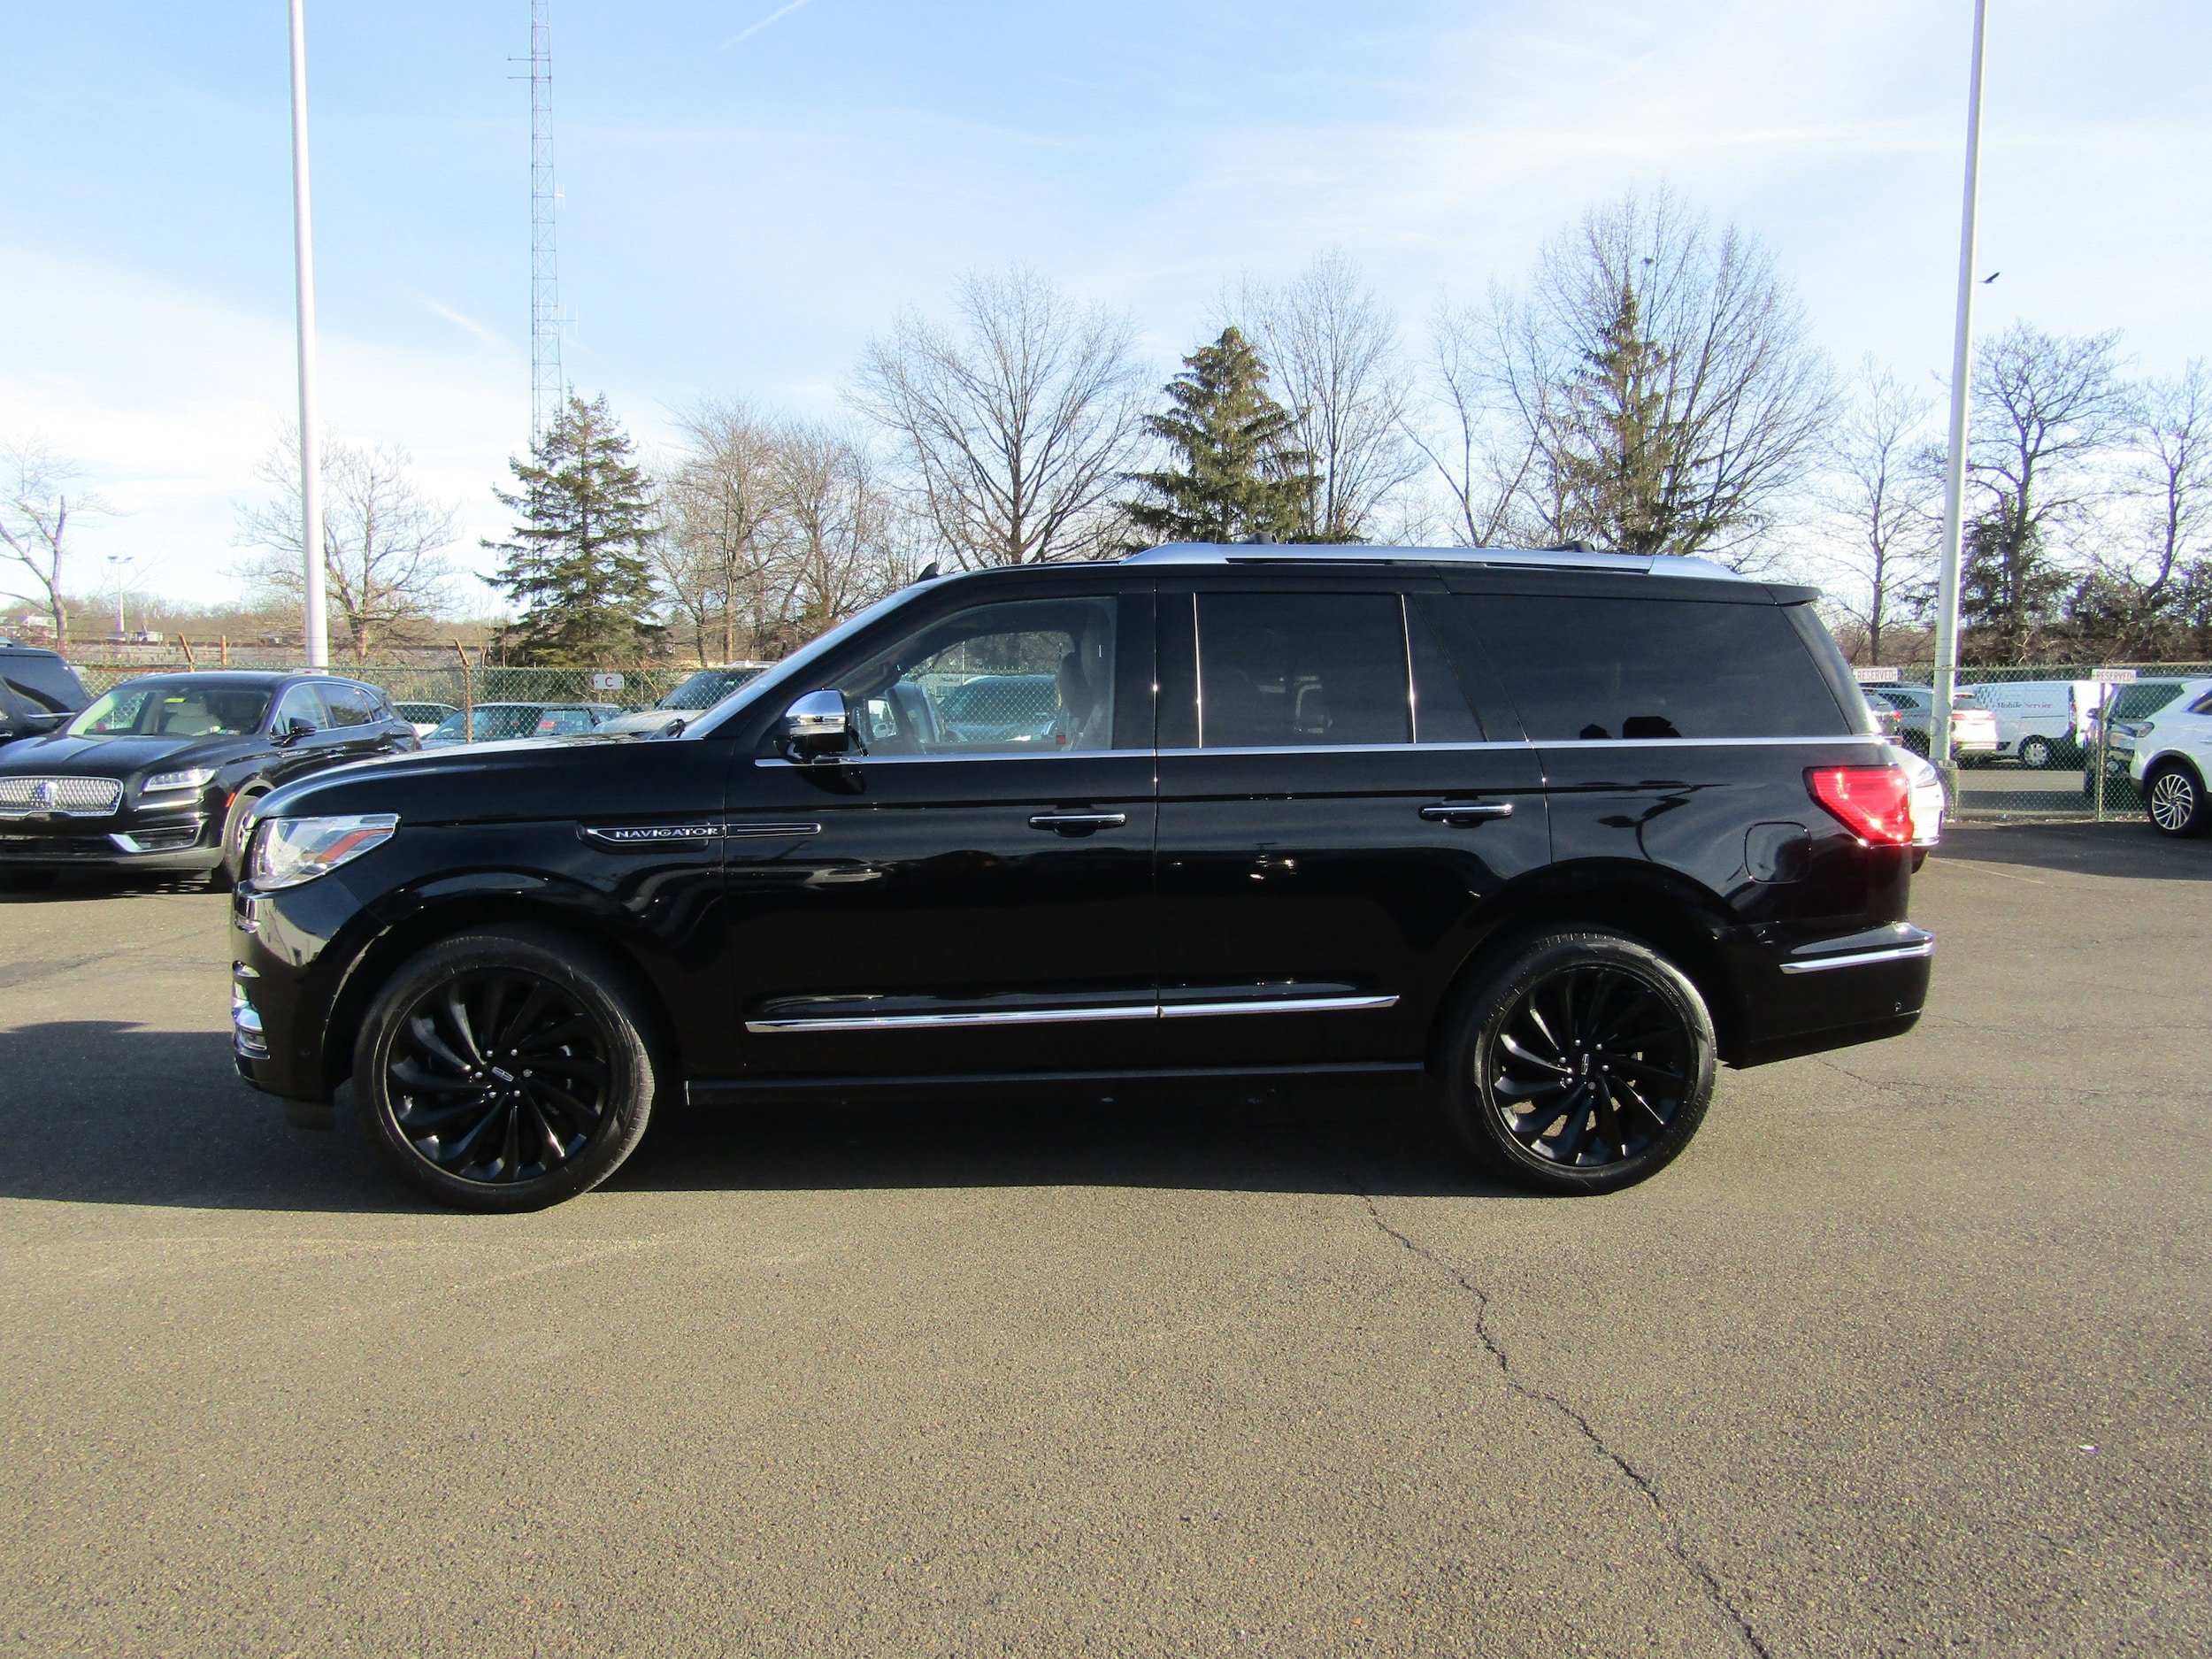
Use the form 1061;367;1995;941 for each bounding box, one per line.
720;0;819;50
410;292;504;351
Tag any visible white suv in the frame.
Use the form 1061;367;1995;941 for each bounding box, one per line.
2122;681;2212;836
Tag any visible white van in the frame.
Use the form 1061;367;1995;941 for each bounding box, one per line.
1963;680;2100;768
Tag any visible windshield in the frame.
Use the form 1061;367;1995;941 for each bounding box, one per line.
2108;682;2185;721
660;667;764;711
68;681;271;739
679;585;925;738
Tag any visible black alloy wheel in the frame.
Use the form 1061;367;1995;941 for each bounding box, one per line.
1440;929;1716;1196
356;927;658;1210
2146;762;2209;837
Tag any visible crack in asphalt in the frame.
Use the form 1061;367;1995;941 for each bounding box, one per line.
1333;1164;1774;1659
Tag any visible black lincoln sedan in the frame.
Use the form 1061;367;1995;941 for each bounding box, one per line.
229;545;1938;1212
0;670;418;888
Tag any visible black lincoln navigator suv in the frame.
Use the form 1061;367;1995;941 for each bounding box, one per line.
230;545;1936;1210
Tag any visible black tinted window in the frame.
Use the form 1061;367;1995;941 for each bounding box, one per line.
1469;596;1847;741
323;684;377;726
1197;593;1408;748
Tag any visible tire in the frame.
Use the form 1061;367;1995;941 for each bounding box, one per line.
353;926;662;1210
1438;929;1717;1197
219;790;266;885
2018;734;2055;771
2144;761;2211;838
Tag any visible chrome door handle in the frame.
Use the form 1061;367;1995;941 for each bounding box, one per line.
1421;801;1514;825
1028;811;1127;836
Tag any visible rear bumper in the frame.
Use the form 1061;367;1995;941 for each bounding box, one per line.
1729;925;1933;1069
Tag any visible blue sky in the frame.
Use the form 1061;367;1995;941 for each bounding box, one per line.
4;0;2208;605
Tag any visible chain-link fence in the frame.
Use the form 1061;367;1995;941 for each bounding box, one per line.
1857;661;2212;822
67;659;704;713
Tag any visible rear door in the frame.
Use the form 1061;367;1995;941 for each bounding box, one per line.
1152;574;1548;1071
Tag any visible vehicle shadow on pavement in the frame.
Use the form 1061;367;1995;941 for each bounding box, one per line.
0;1022;428;1215
613;1088;1528;1203
1935;821;2212;881
0;1022;1522;1212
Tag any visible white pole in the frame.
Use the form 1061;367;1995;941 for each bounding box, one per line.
1932;0;1988;795
288;0;330;672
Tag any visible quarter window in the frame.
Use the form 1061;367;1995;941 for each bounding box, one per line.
836;596;1118;757
1196;593;1409;749
1470;596;1849;741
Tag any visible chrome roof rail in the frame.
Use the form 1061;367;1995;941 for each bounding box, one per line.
1116;542;1745;580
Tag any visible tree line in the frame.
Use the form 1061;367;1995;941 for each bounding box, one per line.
6;188;2206;667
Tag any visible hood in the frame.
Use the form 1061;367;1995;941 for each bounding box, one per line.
258;734;711;826
0;730;260;780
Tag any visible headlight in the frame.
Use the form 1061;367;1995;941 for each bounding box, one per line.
2115;720;2151;740
142;767;217;794
248;813;399;889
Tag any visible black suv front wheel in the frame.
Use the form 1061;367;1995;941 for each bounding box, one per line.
1440;930;1717;1195
354;926;660;1210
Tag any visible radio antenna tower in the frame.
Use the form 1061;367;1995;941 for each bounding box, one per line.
528;0;565;441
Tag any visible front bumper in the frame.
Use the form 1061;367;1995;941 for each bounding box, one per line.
0;822;219;870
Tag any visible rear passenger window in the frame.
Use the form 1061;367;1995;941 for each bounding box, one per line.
322;685;378;726
1197;594;1408;748
1469;596;1848;741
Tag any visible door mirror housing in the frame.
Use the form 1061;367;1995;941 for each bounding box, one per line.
784;690;853;762
276;717;319;746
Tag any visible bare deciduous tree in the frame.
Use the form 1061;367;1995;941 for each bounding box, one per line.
1412;294;1548;546
1;439;110;648
237;430;459;663
853;265;1146;567
1818;358;1941;664
772;422;909;645
656;402;786;663
1477;189;1835;568
2126;359;2212;611
1959;323;2131;662
1236;251;1418;542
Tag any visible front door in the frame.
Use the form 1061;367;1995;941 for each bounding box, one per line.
724;585;1159;1082
1152;577;1549;1071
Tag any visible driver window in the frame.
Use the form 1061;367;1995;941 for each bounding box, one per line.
835;596;1117;757
272;684;327;733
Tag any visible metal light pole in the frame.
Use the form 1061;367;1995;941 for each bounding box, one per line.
1932;0;1989;800
107;555;132;636
288;0;330;672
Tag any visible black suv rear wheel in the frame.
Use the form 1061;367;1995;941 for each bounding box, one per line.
1440;929;1717;1195
354;926;659;1210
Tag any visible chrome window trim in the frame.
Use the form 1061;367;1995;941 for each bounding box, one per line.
753;749;1154;769
1156;741;1532;758
747;991;1400;1034
1527;733;1879;750
1778;941;1935;975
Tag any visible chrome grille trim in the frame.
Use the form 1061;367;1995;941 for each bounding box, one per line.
0;776;124;817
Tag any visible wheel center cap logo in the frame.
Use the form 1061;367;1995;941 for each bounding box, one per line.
489;1065;515;1083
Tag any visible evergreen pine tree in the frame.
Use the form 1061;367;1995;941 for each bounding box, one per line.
485;394;664;664
1122;328;1314;545
1560;285;1681;556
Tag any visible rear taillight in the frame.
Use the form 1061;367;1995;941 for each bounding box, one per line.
1807;765;1914;846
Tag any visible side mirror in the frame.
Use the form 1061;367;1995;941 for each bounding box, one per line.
277;718;318;745
783;690;852;762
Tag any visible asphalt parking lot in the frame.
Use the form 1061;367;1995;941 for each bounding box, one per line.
1;825;2206;1656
